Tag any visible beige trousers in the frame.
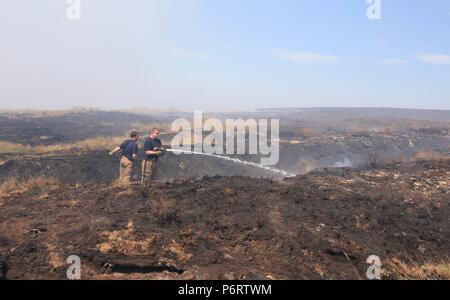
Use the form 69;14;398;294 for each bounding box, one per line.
141;160;155;183
119;156;134;183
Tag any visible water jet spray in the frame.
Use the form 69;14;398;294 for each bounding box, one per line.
165;149;296;178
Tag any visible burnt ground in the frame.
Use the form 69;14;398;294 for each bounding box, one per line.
0;159;448;280
1;109;449;177
0;110;180;146
1;127;449;184
0;150;284;184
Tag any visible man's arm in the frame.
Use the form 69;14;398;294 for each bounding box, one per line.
109;146;121;156
145;147;164;156
145;140;164;155
145;150;158;155
132;144;138;160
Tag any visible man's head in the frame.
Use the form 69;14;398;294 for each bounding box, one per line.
130;131;139;141
150;128;160;139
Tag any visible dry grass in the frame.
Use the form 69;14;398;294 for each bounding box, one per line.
414;150;446;162
131;122;171;134
70;136;125;152
386;257;450;280
165;240;193;262
377;125;399;134
0;107;102;119
0;136;125;154
110;178;138;189
97;221;161;256
0;176;59;198
365;150;447;169
115;188;136;198
294;128;324;137
151;198;178;225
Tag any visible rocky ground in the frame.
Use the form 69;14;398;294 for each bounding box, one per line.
0;159;448;280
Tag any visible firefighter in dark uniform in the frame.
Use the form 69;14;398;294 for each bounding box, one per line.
141;128;165;183
109;131;139;183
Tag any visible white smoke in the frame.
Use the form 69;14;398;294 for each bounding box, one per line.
333;157;353;168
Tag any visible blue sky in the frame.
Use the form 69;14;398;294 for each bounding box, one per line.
0;0;449;110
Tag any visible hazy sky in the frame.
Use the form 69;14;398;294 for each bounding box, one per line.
1;0;450;111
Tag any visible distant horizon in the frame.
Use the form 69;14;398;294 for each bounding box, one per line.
1;106;449;113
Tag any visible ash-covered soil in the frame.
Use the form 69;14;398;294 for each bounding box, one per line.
1;128;448;183
0;150;284;184
0;159;448;280
0;110;179;146
1;109;448;181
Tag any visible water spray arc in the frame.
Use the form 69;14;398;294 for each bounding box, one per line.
166;149;296;178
